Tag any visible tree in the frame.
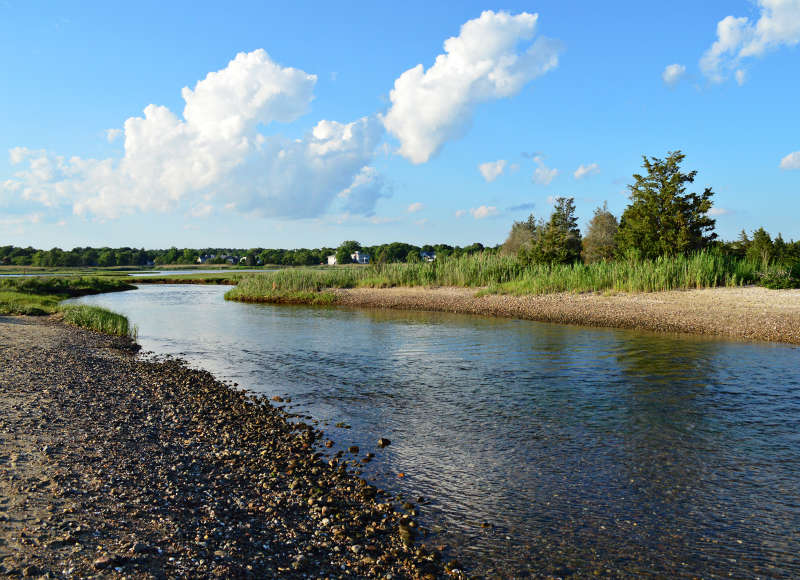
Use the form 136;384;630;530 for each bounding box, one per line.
502;213;539;254
746;227;773;266
616;151;717;259
520;197;582;264
581;202;618;263
335;240;361;265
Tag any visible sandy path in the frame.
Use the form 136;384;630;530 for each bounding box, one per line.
331;286;800;344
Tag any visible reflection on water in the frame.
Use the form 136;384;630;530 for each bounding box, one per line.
70;285;800;578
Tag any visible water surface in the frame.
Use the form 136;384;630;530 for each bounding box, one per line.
71;284;800;578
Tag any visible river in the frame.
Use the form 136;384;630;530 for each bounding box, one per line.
70;284;800;578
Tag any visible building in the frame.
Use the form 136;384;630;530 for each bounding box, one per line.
351;251;370;264
327;255;337;265
420;251;436;262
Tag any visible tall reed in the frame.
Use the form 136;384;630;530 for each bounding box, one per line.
226;250;759;301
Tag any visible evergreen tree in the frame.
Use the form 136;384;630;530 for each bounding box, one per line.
616;151;717;259
581;202;618;263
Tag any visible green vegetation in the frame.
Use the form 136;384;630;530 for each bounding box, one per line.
0;291;63;315
0;276;137;338
60;304;137;338
616;151;717;259
226;250;765;303
1;240;490;269
0;276;135;296
485;251;759;295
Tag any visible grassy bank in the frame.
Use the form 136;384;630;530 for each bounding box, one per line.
225;251;766;303
59;304;137;338
0;276;137;338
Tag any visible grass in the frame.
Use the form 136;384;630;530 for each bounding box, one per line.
225;250;762;303
59;304;137;339
0;291;63;315
0;276;137;338
0;276;135;296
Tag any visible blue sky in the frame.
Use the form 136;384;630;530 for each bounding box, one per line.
1;0;798;250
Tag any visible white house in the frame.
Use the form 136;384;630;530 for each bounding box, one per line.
420;251;436;262
351;251;370;264
327;255;337;265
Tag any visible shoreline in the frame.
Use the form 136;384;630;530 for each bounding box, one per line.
0;316;454;578
248;285;800;345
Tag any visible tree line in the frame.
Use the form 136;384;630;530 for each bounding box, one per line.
502;151;800;270
0;241;492;268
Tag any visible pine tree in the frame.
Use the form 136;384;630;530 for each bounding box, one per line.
616;151;717;259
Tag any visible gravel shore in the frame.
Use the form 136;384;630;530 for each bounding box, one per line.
0;316;452;578
330;286;800;344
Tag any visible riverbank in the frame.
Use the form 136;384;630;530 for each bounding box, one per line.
323;286;800;344
0;316;452;578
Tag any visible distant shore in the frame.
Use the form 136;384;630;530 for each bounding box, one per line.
310;286;800;344
0;316;450;578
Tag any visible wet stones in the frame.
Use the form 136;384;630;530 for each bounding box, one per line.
377;437;391;448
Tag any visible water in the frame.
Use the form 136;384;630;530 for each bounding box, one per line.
128;269;265;276
70;284;800;578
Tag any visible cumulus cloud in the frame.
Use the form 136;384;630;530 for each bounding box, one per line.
470;205;499;219
662;63;686;86
382;10;560;164
700;0;800;83
573;162;599;180
407;202;425;213
780;150;800;169
454;209;467;218
2;49;386;220
478;159;507;182
531;155;558;185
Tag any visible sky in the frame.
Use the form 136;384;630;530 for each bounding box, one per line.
1;0;799;250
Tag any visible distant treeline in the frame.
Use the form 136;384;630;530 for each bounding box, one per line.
0;242;492;268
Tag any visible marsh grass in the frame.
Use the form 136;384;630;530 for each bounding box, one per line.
59;304;137;339
0;276;135;296
0;291;62;315
226;250;760;302
0;276;137;338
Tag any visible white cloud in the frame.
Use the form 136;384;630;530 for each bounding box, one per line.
105;128;122;143
407;201;425;213
573;162;600;180
382;10;560;164
531;155;558;185
662;63;686;86
700;0;800;83
455;209;467;218
469;205;499;219
189;203;213;218
709;207;732;216
3;49;386;220
780;150;800;169
414;218;429;226
735;69;747;85
478;159;507;182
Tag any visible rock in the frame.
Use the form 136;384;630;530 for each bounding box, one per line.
93;554;126;569
377;438;391;448
348;446;359;454
131;541;151;554
22;565;40;577
271;396;284;403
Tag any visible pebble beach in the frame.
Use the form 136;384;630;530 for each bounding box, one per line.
0;316;452;579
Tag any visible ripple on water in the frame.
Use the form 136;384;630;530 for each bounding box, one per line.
69;284;800;578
